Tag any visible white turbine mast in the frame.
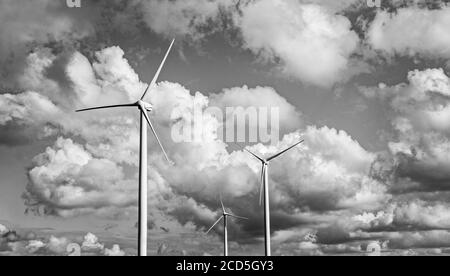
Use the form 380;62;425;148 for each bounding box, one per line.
206;198;247;256
245;140;304;256
76;39;175;257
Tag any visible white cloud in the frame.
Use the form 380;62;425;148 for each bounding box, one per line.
26;240;46;254
5;0;450;255
353;209;394;227
0;91;62;141
394;201;450;229
271;126;386;211
353;199;450;231
24;137;137;217
19;48;60;95
367;6;450;59
104;244;125;256
66;51;103;106
353;230;450;250
81;233;104;252
209;85;302;135
47;236;70;254
235;0;360;87
92;46;146;102
361;68;450;191
2;43;387;243
160;125;387;238
0;224;8;235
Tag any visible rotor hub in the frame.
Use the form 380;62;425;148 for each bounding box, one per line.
137;100;153;111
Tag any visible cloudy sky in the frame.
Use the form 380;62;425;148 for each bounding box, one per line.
2;0;450;256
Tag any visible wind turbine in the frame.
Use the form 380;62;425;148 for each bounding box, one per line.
206;198;247;256
76;39;175;257
245;140;304;256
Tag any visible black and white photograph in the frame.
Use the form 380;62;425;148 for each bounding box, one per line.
1;0;450;259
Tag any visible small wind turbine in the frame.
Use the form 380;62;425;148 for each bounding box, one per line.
245;140;304;256
206;198;247;256
76;39;175;257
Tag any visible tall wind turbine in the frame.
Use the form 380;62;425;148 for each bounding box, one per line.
245;140;304;256
76;39;175;257
206;198;247;256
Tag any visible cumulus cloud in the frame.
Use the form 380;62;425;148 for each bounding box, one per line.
367;6;450;60
352;230;450;250
234;0;361;87
4;44;387;244
23;137;136;217
0;224;9;236
4;0;450;255
209;85;302;137
0;17;418;252
131;0;370;88
271;126;385;211
46;236;70;255
394;201;450;229
157;124;387;241
104;244;126;256
81;233;104;252
18;48;60;96
7;45;291;230
5;44;388;242
0;224;134;256
361;68;450;192
0;91;62;128
1;46;145;160
26;240;46;254
341;66;450;253
354;200;450;231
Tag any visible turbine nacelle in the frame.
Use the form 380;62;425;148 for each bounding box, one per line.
137;100;153;112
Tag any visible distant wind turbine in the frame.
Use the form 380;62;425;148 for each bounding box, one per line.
76;39;175;257
206;198;247;256
245;140;304;256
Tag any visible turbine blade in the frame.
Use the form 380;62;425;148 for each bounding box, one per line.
245;149;265;163
206;217;223;234
141;109;172;164
259;164;265;206
267;140;304;162
228;214;248;220
220;197;226;214
141;39;175;101
76;103;135;113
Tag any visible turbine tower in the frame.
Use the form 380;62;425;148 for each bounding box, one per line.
206;198;247;256
245;140;304;256
76;39;175;257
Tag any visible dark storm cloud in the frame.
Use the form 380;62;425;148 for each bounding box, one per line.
394;153;450;192
316;225;352;245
